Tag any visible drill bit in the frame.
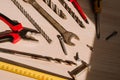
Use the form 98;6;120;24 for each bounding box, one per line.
43;0;66;19
0;47;77;66
58;0;85;28
11;0;52;43
68;0;89;24
93;0;102;39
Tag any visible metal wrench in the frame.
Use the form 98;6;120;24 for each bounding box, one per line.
23;0;79;46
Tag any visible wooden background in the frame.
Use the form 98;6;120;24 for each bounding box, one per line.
78;0;120;80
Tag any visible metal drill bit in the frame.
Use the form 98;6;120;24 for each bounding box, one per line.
11;0;52;43
0;47;77;66
43;0;66;19
58;0;85;28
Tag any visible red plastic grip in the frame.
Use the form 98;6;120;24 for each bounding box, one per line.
69;0;87;21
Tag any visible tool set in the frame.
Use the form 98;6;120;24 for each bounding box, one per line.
11;0;52;43
23;0;79;46
0;0;92;80
43;0;66;19
58;0;85;28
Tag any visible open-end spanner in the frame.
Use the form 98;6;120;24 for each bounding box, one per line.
23;0;79;46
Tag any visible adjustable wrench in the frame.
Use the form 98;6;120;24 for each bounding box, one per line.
23;0;79;46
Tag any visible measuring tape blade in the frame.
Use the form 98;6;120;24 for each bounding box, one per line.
0;57;71;80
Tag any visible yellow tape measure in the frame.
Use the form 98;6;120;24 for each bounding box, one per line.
0;57;70;80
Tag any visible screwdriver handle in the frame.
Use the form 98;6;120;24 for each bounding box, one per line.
94;0;102;13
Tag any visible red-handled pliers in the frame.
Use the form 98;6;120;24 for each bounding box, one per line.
0;13;39;43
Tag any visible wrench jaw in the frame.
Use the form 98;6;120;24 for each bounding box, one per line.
62;31;79;46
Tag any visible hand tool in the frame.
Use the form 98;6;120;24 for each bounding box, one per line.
0;57;71;80
23;0;79;46
0;47;77;66
86;44;94;52
68;60;89;80
11;0;52;43
57;35;67;55
105;31;118;40
68;0;89;24
93;0;102;39
74;52;80;61
58;0;85;28
0;13;39;43
43;0;66;19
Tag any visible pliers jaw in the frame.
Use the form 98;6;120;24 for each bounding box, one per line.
19;27;39;41
0;13;39;43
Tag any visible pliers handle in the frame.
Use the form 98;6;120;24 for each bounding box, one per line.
0;13;39;44
0;13;24;43
0;13;23;32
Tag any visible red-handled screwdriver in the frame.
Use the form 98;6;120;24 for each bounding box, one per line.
69;0;89;24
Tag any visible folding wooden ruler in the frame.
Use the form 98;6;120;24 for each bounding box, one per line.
0;57;71;80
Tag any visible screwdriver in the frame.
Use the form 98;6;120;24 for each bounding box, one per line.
93;0;102;39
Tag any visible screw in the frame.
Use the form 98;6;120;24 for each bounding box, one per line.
74;52;80;61
86;44;94;52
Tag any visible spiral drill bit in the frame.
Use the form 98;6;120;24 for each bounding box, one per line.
11;0;52;43
0;47;77;66
58;0;85;28
43;0;66;19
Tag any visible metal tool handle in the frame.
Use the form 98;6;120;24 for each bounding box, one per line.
29;0;67;34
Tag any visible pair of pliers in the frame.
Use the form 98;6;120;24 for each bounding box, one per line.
0;13;39;43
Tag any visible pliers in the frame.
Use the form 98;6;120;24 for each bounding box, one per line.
0;13;39;43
